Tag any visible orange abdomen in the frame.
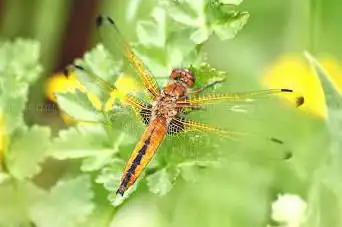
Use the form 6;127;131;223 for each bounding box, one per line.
116;118;168;195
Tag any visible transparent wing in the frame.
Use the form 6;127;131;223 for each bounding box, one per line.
177;89;304;107
96;15;161;99
66;65;152;122
170;117;292;159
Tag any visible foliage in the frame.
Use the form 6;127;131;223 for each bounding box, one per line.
0;40;94;227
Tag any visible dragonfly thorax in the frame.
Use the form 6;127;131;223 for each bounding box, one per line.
151;89;181;122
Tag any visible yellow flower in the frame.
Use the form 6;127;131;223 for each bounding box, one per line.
45;72;85;102
264;55;330;118
0;111;6;164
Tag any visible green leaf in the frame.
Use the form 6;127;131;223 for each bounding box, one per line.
29;176;94;227
211;11;249;40
56;90;100;122
146;168;173;196
137;7;167;48
51;125;132;172
161;0;248;43
161;0;208;44
6;126;51;179
51;125;111;159
189;62;227;89
0;39;42;136
134;7;204;79
74;44;122;100
0;39;42;84
0;76;28;134
161;0;206;27
0;180;44;227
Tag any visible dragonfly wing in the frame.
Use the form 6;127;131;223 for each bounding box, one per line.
96;15;161;99
170;117;247;141
177;89;304;108
170;117;292;159
69;65;152;124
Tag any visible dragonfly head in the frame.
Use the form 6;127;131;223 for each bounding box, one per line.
170;68;195;87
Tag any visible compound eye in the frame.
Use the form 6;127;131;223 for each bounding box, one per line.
171;70;180;80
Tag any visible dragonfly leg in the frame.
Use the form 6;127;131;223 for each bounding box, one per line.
191;78;225;95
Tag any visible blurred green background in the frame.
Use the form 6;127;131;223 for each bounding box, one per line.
0;0;342;227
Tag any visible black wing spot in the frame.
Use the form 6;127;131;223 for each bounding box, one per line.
167;118;185;135
281;89;293;92
139;105;152;125
96;15;113;27
270;137;284;144
96;15;120;32
269;137;293;160
73;64;85;71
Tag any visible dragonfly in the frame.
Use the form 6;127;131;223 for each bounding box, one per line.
68;15;304;196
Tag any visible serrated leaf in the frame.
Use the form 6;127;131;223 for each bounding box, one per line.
212;12;249;40
51;125;133;172
29;176;94;227
0;39;42;84
74;44;122;101
146;168;173;196
77;44;122;84
96;159;136;206
56;90;100;122
0;76;28;134
6;126;51;179
0;39;42;136
137;7;167;48
161;0;248;43
189;62;227;88
190;27;211;44
134;8;204;78
51;125;110;159
0;181;44;227
161;0;206;27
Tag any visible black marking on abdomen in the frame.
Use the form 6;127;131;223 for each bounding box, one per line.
116;132;153;195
